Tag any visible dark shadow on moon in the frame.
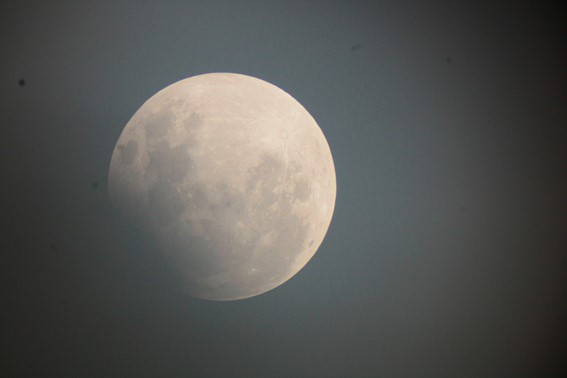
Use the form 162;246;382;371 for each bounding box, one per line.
108;74;335;300
143;151;312;300
107;200;191;298
148;180;187;226
111;140;321;300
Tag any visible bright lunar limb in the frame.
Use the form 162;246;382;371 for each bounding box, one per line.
108;73;336;300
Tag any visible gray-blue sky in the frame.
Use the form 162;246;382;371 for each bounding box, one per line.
2;1;565;376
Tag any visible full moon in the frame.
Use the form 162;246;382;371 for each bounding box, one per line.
108;73;336;300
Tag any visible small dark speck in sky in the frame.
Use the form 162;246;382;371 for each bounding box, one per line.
49;242;57;251
18;79;26;87
350;44;363;52
91;181;99;189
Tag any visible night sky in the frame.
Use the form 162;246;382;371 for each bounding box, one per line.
2;1;565;376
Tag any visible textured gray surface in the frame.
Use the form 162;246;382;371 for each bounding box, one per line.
109;73;336;300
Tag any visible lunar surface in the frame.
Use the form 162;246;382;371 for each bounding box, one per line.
108;73;336;300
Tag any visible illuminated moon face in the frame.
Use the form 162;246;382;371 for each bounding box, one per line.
108;73;336;300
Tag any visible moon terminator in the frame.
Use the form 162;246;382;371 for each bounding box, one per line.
108;73;336;300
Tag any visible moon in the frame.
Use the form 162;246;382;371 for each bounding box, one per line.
108;73;336;301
